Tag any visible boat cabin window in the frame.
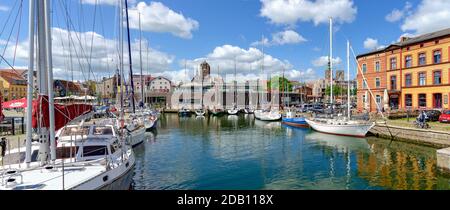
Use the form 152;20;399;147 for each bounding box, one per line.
56;146;79;159
61;126;89;136
82;146;108;157
93;126;113;135
110;145;116;154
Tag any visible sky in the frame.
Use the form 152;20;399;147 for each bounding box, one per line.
0;0;449;84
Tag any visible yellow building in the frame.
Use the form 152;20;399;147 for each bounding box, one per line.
0;71;28;101
357;28;450;111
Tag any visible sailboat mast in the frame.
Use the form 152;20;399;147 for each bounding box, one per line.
124;0;136;113
329;17;334;108
44;0;56;163
119;0;125;124
25;0;35;166
234;58;237;106
201;63;204;108
139;12;144;108
347;40;351;119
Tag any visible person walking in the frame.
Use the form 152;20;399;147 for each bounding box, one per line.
0;137;6;165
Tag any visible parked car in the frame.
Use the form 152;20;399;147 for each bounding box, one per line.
299;104;313;113
312;104;325;113
439;110;450;123
424;110;441;122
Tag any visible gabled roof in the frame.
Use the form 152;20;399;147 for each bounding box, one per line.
0;71;26;85
54;79;82;92
357;28;450;59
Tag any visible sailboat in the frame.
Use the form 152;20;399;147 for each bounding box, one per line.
123;1;145;147
136;13;157;131
227;58;239;115
254;77;281;121
282;68;308;128
195;64;206;116
306;18;374;137
253;35;281;121
0;0;135;190
179;61;192;117
210;66;225;116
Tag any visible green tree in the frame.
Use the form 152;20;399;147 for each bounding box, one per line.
325;85;347;96
267;76;293;92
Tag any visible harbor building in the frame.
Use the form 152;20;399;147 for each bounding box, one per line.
0;70;27;101
145;76;174;107
54;79;82;97
357;28;450;112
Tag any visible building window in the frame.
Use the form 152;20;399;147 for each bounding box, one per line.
375;78;381;88
390;57;397;70
362;79;367;89
405;94;412;107
434;50;442;64
405;74;412;87
362;64;367;74
376;95;382;105
433;93;442;108
390;75;397;90
418;94;427;107
418;53;426;66
418;72;426;86
433;70;442;85
375;61;380;72
405;55;412;68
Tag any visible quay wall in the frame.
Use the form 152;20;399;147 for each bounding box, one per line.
370;124;450;148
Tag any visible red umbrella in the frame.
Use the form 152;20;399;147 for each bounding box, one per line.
2;98;27;108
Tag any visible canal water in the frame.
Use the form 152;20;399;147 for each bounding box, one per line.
132;114;450;190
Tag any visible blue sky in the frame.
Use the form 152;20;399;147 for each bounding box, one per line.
0;0;449;83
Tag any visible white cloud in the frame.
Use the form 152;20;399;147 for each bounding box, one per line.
385;9;404;22
170;44;317;83
2;27;174;81
0;5;9;12
81;0;136;6
363;38;379;50
252;30;306;46
401;0;450;35
385;2;412;22
272;30;307;45
128;2;199;39
184;44;292;75
312;56;342;67
282;68;317;81
260;0;357;26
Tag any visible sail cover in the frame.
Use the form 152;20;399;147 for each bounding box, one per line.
32;95;93;131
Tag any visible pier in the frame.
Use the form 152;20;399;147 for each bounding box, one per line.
370;122;450;172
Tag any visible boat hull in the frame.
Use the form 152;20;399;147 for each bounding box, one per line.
227;109;239;115
145;120;157;131
75;150;136;190
282;118;309;128
130;126;146;147
254;110;281;121
305;119;374;138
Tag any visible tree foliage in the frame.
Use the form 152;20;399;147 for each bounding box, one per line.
267;76;293;92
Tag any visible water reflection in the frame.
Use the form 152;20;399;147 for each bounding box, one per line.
132;114;450;190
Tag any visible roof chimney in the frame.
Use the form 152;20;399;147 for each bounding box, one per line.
400;36;410;42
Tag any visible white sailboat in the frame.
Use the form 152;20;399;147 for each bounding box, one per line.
227;58;239;115
179;61;192;117
306;18;374;138
1;0;134;190
253;35;281;121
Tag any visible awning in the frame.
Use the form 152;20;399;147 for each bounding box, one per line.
2;98;27;108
